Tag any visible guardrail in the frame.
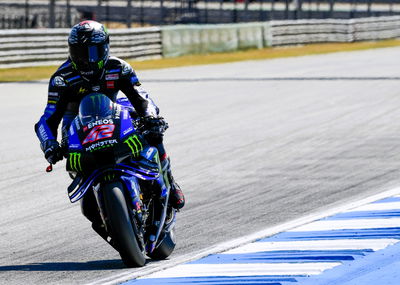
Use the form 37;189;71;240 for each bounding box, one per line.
0;26;162;68
0;16;399;68
269;16;400;46
162;16;400;57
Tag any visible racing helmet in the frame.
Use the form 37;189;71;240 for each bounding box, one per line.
79;93;114;126
68;20;110;81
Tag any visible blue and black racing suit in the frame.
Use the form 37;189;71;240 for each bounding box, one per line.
34;56;184;210
34;56;162;154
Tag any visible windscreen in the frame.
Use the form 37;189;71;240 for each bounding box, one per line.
78;93;114;126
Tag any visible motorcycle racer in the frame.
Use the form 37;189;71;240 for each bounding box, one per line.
34;20;185;209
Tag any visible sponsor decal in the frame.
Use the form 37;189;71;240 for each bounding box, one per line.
38;124;49;141
61;71;73;77
103;173;116;182
78;87;88;94
122;65;132;75
87;119;114;129
85;139;118;152
122;126;134;136
74;119;81;131
124;135;143;157
105;73;119;81
83;124;115;145
92;85;100;91
69;143;81;149
106;81;115;89
92;32;107;44
98;60;105;69
53;76;66;87
48;92;59;97
47;100;57;104
80;70;93;76
68;152;82;172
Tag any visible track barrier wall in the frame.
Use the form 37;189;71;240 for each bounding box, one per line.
0;26;162;68
1;16;400;68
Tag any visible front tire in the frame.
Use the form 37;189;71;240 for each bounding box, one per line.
147;230;176;260
103;182;146;267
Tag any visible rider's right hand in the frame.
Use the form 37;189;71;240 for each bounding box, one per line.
43;139;63;164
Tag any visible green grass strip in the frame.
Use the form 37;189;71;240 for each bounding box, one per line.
1;39;400;82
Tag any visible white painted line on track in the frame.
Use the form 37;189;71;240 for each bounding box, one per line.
347;201;400;212
223;239;398;254
87;187;400;285
290;218;400;232
144;262;342;279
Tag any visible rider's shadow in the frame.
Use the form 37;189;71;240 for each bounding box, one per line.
0;259;125;271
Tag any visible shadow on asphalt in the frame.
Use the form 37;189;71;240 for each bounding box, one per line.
0;259;126;271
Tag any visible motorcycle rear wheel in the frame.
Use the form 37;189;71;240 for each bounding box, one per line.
103;182;146;267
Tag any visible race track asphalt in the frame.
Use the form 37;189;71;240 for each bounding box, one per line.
1;47;400;284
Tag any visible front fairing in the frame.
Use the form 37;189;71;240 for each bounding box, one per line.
67;146;163;203
66;108;142;175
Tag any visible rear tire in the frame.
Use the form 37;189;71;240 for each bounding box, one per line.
103;182;146;267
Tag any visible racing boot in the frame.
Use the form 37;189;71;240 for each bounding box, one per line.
161;156;185;209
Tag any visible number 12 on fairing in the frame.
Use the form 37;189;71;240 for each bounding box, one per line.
82;124;115;145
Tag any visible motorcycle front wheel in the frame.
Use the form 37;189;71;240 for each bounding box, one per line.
103;181;146;267
147;230;176;260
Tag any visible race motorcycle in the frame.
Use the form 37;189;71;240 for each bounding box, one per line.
49;94;176;267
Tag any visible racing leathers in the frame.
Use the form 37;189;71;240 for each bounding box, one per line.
34;56;185;209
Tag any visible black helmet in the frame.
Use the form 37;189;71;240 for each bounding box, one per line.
68;20;109;81
79;93;114;126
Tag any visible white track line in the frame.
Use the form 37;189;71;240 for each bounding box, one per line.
224;239;398;254
145;263;342;279
290;218;400;232
347;201;400;212
86;187;400;285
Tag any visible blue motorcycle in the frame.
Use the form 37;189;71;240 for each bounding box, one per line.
59;93;176;267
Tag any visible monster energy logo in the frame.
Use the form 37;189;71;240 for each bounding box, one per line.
98;60;104;69
103;173;115;182
124;135;143;157
89;93;105;107
68;152;82;172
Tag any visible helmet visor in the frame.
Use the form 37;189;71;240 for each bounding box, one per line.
70;43;109;70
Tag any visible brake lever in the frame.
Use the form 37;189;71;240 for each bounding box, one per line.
46;164;53;172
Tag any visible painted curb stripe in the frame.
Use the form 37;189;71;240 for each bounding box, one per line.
188;249;370;264
224;239;397;254
126;193;400;285
325;209;400;220
347;201;400;212
288;218;400;232
264;228;400;241
127;275;301;285
141;262;342;279
372;197;400;203
90;188;400;285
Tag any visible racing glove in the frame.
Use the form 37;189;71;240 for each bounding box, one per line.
42;139;63;164
140;116;169;145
